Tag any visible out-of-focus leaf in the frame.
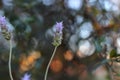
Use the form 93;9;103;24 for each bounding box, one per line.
24;24;32;38
116;73;120;76
92;7;100;16
98;36;105;43
94;36;105;52
94;40;102;52
110;49;117;58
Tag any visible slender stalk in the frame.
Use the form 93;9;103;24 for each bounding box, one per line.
8;39;13;80
44;46;58;80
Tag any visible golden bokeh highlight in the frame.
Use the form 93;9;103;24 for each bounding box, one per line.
50;58;63;73
64;50;74;61
19;51;41;73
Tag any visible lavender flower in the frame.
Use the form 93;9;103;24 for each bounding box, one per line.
0;16;11;40
21;73;31;80
55;22;63;34
52;22;63;46
0;16;6;28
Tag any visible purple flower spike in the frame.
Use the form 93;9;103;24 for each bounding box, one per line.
21;73;31;80
0;16;7;28
0;16;11;40
52;21;64;46
55;22;63;34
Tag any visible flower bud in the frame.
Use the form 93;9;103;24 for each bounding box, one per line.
52;22;63;46
0;16;11;40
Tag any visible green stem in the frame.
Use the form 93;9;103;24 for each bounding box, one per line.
44;46;58;80
8;39;13;80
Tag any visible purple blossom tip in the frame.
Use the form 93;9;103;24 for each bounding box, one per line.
21;73;31;80
0;16;7;27
55;21;63;33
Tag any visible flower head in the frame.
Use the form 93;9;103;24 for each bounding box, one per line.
0;16;11;40
55;22;63;34
0;16;7;28
52;21;64;46
21;73;31;80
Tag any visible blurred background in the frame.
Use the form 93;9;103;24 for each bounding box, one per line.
0;0;120;80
